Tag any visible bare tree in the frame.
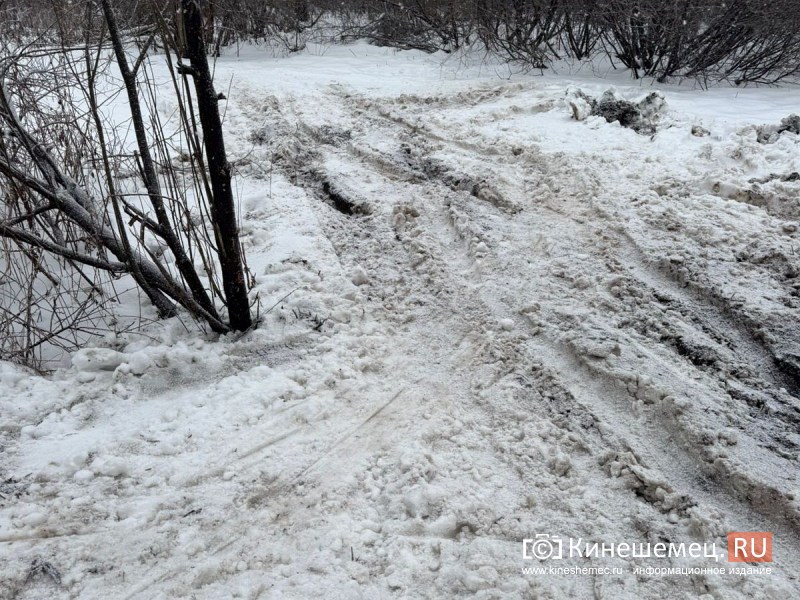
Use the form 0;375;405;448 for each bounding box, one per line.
179;0;252;331
0;0;254;367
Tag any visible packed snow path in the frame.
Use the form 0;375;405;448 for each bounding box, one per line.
1;47;799;599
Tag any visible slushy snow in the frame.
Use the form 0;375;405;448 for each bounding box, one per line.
1;43;799;599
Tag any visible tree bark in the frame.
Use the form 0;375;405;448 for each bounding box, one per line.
181;0;252;331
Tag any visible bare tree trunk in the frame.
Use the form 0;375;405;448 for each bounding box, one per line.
82;5;177;318
100;0;223;329
181;0;252;332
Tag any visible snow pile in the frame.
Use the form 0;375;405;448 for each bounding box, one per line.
566;87;667;134
757;114;800;144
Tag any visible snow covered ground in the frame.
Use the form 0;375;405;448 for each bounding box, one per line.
2;44;800;599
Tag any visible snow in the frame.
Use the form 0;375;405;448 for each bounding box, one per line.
2;42;800;599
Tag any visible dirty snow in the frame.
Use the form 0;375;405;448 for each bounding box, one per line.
1;44;799;599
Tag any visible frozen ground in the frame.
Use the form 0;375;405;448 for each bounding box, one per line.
1;44;800;599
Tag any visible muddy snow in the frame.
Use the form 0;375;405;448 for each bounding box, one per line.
1;45;799;599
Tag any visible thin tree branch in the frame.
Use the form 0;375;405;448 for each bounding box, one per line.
0;224;127;272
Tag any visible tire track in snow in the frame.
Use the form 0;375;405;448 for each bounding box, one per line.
303;87;800;555
219;79;800;596
331;84;800;445
236;91;703;597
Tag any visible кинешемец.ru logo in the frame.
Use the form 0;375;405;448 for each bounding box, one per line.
522;533;775;563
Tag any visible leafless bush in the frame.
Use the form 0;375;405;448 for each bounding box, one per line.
560;0;599;60
0;0;253;369
203;0;327;54
3;1;798;84
474;0;566;68
0;43;131;369
593;0;800;83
